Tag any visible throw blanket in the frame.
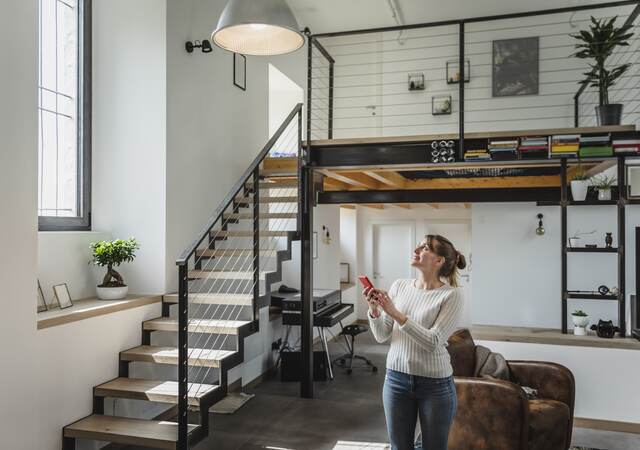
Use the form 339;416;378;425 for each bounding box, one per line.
473;345;538;399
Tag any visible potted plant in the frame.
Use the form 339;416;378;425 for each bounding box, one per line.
570;163;590;201
572;309;590;336
571;17;634;125
592;174;616;201
90;238;139;300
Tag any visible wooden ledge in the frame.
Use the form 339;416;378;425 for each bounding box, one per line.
471;324;640;351
37;294;162;330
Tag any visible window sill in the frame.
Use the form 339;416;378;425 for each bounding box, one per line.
37;294;162;330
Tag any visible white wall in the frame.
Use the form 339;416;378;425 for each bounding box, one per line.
92;0;167;295
269;64;304;140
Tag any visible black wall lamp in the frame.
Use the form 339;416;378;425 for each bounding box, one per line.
185;39;213;53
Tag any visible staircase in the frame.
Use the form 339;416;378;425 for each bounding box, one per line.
62;104;304;450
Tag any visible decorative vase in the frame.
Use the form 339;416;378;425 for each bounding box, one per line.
595;104;623;126
572;315;589;336
571;180;589;202
96;285;128;300
598;188;612;201
605;232;613;248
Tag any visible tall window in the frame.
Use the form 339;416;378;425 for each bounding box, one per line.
38;0;90;230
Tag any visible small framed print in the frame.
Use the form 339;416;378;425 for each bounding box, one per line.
53;283;73;309
340;263;350;284
627;165;640;198
37;280;47;313
233;53;246;91
408;73;425;91
446;59;470;84
432;95;452;115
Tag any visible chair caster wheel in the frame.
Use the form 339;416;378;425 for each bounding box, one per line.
372;366;378;373
346;369;352;375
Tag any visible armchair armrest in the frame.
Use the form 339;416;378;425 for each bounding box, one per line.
449;377;529;450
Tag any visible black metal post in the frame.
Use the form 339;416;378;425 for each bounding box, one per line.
306;35;313;149
458;22;465;160
297;110;303;235
253;167;260;325
618;157;626;335
177;263;189;450
328;62;334;139
300;164;314;399
560;159;568;334
574;94;580;128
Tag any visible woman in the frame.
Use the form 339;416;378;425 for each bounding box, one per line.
364;234;466;450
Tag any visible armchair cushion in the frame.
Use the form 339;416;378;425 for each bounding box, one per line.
528;399;570;450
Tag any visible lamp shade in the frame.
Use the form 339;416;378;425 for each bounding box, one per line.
212;0;304;56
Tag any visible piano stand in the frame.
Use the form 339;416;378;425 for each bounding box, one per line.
317;326;334;380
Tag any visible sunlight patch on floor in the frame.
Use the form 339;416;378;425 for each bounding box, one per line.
332;441;390;449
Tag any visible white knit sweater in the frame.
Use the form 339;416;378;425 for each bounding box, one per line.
368;279;462;378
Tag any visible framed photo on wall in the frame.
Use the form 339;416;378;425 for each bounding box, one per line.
340;263;350;283
233;53;246;91
627;165;640;198
37;280;47;313
492;36;539;97
53;283;73;309
446;59;470;84
432;95;452;115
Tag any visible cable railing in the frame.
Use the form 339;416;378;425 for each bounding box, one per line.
175;103;302;449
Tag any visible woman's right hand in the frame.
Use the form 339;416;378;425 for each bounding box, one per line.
363;287;381;318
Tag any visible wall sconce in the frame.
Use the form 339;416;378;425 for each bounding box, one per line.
322;225;332;244
536;213;545;236
185;39;213;53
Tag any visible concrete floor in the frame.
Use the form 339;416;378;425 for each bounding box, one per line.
188;332;640;450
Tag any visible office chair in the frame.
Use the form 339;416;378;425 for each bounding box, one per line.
332;324;377;374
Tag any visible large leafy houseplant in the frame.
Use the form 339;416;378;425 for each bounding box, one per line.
571;16;634;125
90;238;139;299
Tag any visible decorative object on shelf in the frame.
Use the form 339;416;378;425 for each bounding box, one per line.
535;213;545;236
570;163;590;201
429;140;456;163
408;73;425;91
313;231;318;259
590;319;619;338
571;16;634;126
185;39;213;53
571;310;589;336
597;285;610;296
431;95;452;115
626;165;640;198
233;53;246;91
568;229;596;248
37;280;47;313
446;59;470;84
605;232;613;248
53;283;73;310
90;238;139;300
322;225;331;244
609;286;619;296
340;263;350;284
592;174;616;201
492;36;539;97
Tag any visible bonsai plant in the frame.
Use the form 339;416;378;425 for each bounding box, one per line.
570;163;590;201
90;238;139;300
592;174;617;201
571;16;634;125
571;309;590;336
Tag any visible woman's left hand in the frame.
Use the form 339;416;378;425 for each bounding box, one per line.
374;290;408;325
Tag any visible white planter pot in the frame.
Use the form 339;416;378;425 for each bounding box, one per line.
96;285;128;300
570;180;589;202
598;188;612;201
572;315;589;335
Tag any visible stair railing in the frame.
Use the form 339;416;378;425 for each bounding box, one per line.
175;103;303;449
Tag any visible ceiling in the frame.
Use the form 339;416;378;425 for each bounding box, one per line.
288;0;609;35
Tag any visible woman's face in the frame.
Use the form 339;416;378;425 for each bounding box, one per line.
411;239;444;272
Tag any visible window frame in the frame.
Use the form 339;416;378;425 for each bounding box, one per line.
38;0;92;231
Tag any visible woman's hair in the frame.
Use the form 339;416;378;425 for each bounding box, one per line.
426;234;467;287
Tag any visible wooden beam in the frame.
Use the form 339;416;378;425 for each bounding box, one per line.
319;169;380;189
340;204;356;209
586;160;617;177
398;175;561;190
393;203;412;209
362;204;385;210
323;177;350;191
363;171;407;188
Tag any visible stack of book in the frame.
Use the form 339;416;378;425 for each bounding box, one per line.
613;138;640;155
579;134;612;157
550;134;579;158
464;149;491;161
519;136;549;160
488;139;518;161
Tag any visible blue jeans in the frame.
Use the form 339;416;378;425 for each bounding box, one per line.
382;369;457;450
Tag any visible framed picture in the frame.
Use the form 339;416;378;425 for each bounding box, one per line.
233;53;246;91
432;95;452;115
446;59;470;84
37;280;47;313
408;73;425;91
627;165;640;198
313;232;318;259
492;36;539;97
340;263;350;284
53;283;73;309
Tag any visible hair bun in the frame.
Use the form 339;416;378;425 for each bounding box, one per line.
456;252;467;270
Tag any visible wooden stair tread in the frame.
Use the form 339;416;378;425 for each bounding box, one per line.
163;293;252;306
187;269;268;280
210;230;290;237
122;345;235;367
143;317;250;334
95;378;218;406
235;196;297;203
195;248;277;257
246;179;298;188
260;168;298;177
64;415;198;450
223;212;298;220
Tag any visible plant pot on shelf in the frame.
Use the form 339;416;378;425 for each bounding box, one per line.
595;104;623;126
598;188;612;201
96;285;128;300
572;314;590;336
571;180;589;202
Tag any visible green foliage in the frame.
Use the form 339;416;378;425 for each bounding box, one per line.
572;163;590;181
572;309;588;317
571;16;633;105
592;174;617;189
90;238;139;267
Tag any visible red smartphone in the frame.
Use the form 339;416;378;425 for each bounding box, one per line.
358;275;374;290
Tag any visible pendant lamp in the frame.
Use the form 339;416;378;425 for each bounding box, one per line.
212;0;304;56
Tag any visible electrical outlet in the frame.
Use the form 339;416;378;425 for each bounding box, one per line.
271;338;282;351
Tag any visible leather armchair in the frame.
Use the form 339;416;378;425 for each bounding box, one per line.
446;329;575;450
